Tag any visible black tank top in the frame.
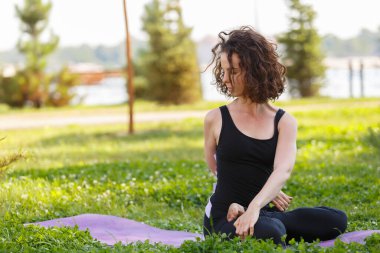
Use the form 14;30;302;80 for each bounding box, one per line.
210;105;285;212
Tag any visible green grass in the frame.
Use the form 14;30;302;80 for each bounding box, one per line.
0;97;379;116
0;99;226;116
0;98;379;252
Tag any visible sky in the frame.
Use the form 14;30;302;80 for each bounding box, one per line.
0;0;379;51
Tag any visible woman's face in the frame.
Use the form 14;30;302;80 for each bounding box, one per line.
220;52;245;97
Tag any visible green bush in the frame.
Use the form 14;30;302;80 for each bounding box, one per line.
134;76;150;100
47;66;80;107
0;74;24;107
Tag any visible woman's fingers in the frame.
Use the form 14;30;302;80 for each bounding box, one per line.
227;206;238;221
272;191;293;211
238;206;245;215
280;192;293;203
280;193;293;204
233;208;259;240
273;197;288;211
234;221;254;240
272;199;285;211
279;196;290;208
233;218;239;227
249;224;254;236
242;230;248;240
227;203;245;222
238;226;253;240
234;218;244;238
237;226;247;240
273;198;285;209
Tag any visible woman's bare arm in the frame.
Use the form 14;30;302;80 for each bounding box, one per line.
248;113;298;210
234;113;297;238
204;109;219;177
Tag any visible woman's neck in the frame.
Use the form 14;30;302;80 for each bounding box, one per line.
232;98;268;117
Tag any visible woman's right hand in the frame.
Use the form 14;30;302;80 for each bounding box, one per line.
227;203;245;222
271;191;293;211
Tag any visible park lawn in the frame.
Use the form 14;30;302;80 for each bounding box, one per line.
0;97;379;117
0;99;226;116
0;98;379;252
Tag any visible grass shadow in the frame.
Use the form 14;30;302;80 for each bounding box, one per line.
33;127;203;148
8;148;206;182
362;125;380;151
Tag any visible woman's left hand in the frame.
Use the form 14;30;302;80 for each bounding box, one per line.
271;191;293;212
233;206;260;240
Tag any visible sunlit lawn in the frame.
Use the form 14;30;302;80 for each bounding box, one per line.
0;98;379;252
0;97;379;116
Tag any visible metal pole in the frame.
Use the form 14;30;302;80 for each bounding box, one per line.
254;0;259;31
123;0;135;134
359;60;364;98
348;59;353;98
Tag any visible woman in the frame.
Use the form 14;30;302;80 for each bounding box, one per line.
203;26;347;245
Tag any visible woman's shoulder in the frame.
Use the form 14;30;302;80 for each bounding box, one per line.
266;104;296;124
265;103;297;130
278;110;297;131
204;107;223;125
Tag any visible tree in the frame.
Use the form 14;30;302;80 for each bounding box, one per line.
142;0;201;104
47;66;79;107
15;0;59;108
277;0;326;97
0;73;23;107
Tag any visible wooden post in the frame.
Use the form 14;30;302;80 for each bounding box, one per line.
348;59;353;98
123;0;135;134
359;60;364;98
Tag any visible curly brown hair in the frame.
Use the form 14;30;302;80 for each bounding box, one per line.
208;26;286;103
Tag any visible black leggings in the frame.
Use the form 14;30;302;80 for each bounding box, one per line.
203;206;347;245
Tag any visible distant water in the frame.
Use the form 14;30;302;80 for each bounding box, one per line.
71;68;380;105
321;68;380;98
71;77;128;105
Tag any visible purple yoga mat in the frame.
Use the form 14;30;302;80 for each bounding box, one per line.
26;214;202;247
26;214;379;247
318;230;380;247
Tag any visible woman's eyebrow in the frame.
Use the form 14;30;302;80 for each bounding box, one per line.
221;67;240;72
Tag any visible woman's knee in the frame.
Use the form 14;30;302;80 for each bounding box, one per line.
203;215;212;236
203;215;237;239
334;209;348;233
317;206;348;233
254;217;286;245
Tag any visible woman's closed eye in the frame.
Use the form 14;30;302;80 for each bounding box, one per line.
231;68;240;75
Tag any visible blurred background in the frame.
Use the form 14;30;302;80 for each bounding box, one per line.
0;0;379;108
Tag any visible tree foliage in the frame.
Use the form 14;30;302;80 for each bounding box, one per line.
16;0;58;71
47;66;79;107
0;74;23;107
0;0;79;108
141;0;201;104
277;0;326;97
15;0;59;108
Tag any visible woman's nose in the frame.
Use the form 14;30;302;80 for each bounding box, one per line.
222;73;230;84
